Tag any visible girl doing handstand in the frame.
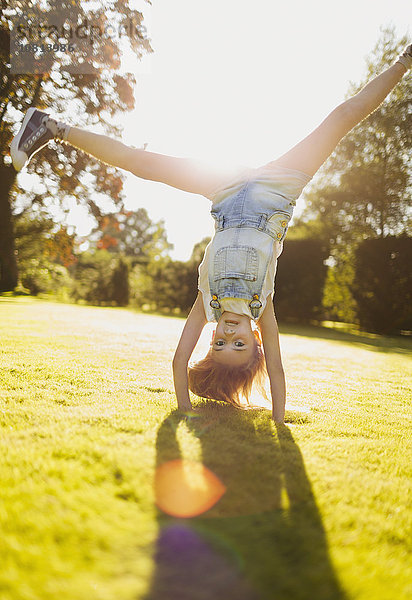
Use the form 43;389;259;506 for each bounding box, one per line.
11;45;412;422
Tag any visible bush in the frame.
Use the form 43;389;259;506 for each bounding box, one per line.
71;250;130;306
109;257;130;306
19;258;72;300
14;212;74;300
129;263;156;310
274;239;329;322
352;237;412;334
322;251;357;324
129;258;198;314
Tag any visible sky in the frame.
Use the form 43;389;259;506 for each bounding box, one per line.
67;0;410;260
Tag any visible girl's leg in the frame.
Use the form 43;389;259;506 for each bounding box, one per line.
66;126;231;198
266;60;409;177
11;111;232;198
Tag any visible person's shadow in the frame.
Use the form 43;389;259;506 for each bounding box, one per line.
144;402;347;600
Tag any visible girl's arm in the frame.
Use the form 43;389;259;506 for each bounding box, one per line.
257;297;286;423
270;59;409;177
172;292;207;410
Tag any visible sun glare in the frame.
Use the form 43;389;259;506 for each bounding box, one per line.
63;0;408;261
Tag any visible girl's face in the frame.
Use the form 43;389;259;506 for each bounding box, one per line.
210;312;257;366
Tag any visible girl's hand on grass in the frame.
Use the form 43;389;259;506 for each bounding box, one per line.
178;405;204;424
272;410;285;424
178;402;193;412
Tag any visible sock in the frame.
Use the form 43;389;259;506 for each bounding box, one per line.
397;55;412;70
46;117;71;142
396;45;412;71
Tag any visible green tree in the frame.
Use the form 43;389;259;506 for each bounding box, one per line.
90;208;172;265
129;237;211;314
352;237;412;334
294;28;411;324
13;209;74;297
189;236;211;264
0;0;152;291
299;28;411;247
71;249;117;306
322;252;357;324
275;240;329;323
109;257;130;307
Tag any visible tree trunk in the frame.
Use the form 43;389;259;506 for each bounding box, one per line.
0;164;18;292
0;75;45;292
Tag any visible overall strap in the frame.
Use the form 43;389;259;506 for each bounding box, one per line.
208;292;263;321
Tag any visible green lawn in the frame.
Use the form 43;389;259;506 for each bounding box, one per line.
1;296;411;600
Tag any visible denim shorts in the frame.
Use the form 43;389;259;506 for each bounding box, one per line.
210;164;311;242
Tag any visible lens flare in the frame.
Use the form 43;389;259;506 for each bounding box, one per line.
151;524;258;599
155;459;226;518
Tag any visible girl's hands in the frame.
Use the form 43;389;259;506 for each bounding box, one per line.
258;299;286;423
177;401;193;412
173;292;207;411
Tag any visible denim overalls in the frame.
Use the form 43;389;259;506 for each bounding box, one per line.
203;166;311;322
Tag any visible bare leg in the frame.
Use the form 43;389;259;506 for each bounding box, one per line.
266;62;408;177
66;127;236;198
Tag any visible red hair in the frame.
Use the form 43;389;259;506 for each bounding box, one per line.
188;331;268;408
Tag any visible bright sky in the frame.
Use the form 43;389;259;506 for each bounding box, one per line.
69;0;410;260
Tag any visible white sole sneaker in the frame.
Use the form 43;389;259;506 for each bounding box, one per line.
11;107;53;172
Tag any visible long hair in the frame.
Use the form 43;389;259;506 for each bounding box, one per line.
188;331;268;408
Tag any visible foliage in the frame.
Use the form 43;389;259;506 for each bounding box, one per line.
12;207;204;310
90;208;172;264
71;249;129;306
129;236;211;313
274;239;329;323
149;259;198;313
0;0;153;290
322;251;357;324
13;209;74;297
291;29;411;327
298;28;411;249
110;256;130;307
287;217;328;244
129;261;156;309
352;237;412;334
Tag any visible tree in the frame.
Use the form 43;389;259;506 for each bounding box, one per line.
13;209;74;296
293;28;411;326
90;208;173;265
0;0;152;291
322;251;357;324
275;240;329;323
129;237;211;314
109;257;130;307
71;249;124;306
352;237;412;334
297;28;411;248
190;236;211;264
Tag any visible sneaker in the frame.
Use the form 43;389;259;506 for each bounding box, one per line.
10;107;54;172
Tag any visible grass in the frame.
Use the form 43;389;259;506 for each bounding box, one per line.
0;296;411;600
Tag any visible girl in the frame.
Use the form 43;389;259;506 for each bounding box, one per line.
11;45;411;422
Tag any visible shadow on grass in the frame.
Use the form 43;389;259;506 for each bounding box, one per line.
144;403;347;600
278;321;412;355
